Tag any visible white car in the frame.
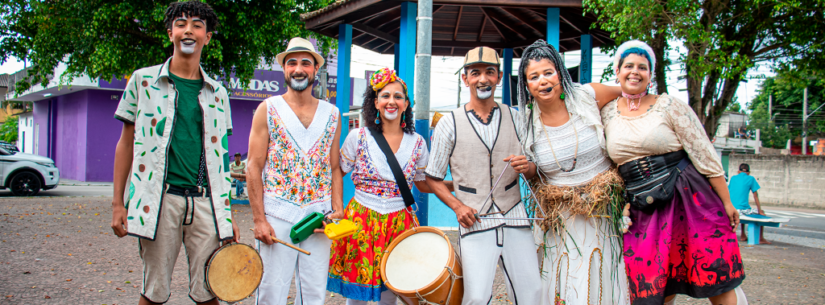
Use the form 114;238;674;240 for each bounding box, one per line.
0;147;59;196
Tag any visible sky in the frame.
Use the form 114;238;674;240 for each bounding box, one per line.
1;41;774;111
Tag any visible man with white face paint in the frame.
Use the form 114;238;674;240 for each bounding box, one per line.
110;2;236;305
246;37;344;305
425;46;542;304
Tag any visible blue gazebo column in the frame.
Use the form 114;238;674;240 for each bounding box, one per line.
502;48;513;106
394;44;401;72
399;2;416;102
546;8;560;50
338;23;355;205
399;1;428;224
579;34;592;84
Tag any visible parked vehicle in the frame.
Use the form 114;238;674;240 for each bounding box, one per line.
0;147;59;196
0;141;19;153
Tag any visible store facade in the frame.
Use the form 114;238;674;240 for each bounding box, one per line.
20;66;349;182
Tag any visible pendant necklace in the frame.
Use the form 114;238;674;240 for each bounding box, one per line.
623;91;647;111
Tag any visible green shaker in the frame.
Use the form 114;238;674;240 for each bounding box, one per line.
289;212;325;244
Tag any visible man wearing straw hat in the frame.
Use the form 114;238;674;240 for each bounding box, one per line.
425;47;541;304
247;37;344;305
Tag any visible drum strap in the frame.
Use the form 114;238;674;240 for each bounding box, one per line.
367;127;415;208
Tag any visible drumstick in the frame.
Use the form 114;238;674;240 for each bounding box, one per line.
478;160;513;211
474;215;544;221
270;236;311;255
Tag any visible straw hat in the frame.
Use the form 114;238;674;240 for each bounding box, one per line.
455;46;500;74
276;37;325;68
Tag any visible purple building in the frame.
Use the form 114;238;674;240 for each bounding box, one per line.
10;63;351;182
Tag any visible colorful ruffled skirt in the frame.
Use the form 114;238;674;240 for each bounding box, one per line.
326;199;418;301
624;164;745;304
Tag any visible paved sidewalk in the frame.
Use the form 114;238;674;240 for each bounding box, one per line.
1;198;824;304
57;179;113;186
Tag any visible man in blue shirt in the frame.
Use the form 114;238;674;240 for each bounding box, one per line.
728;163;770;244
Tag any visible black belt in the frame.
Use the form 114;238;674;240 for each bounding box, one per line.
619;150;687;183
166;184;210;226
166;184;211;197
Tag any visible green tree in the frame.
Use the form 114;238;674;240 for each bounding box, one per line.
0;117;17;143
584;0;825;139
0;0;335;95
725;95;742;113
747;76;825;148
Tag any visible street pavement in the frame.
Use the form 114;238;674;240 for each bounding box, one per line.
760;208;825;249
0;193;824;304
0;186;114;198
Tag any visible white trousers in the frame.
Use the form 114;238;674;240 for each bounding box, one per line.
458;226;542;305
255;215;332;305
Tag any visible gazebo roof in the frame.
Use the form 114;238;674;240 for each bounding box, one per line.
301;0;614;57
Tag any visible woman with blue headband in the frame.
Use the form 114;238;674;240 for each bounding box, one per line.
601;40;747;304
516;40;629;305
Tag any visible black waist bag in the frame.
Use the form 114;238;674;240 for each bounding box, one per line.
619;150;690;210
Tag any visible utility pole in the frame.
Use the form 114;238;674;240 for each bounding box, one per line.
802;87;808;155
414;0;432;225
768;95;772;123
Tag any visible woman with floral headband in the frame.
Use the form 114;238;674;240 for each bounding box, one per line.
601;40;747;304
326;68;452;305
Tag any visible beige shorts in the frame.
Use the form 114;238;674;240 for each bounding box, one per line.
139;192;220;303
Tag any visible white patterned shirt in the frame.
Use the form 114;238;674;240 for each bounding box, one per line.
340;127;429;214
113;57;234;241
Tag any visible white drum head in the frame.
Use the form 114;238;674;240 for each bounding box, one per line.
385;232;450;291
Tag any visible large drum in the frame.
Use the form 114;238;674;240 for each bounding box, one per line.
205;243;263;302
380;226;463;305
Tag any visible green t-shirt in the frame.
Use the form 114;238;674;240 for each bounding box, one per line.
166;72;206;189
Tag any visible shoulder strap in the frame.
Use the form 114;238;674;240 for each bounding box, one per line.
367;127;415;208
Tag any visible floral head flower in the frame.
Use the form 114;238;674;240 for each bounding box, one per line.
369;67;408;94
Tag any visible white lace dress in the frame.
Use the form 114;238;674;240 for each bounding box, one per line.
530;97;630;305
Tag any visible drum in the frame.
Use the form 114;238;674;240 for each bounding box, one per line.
205;243;264;302
380;226;463;305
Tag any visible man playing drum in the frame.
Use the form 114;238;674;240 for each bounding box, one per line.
425;47;542;304
247;37;344;305
110;2;239;304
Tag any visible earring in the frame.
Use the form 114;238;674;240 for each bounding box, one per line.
615;79;619;84
560;92;566;100
375;117;381;125
401;113;406;128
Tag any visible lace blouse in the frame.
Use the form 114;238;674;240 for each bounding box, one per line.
600;94;724;178
340;127;429;214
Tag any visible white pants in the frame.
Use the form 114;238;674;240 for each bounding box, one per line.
458;226;541;305
346;289;398;305
255;215;332;305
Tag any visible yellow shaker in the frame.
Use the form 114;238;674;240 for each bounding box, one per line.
324;219;357;240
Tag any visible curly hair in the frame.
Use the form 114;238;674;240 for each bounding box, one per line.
362;81;415;134
164;1;220;33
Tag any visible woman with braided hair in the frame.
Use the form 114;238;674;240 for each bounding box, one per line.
515;40;629;304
